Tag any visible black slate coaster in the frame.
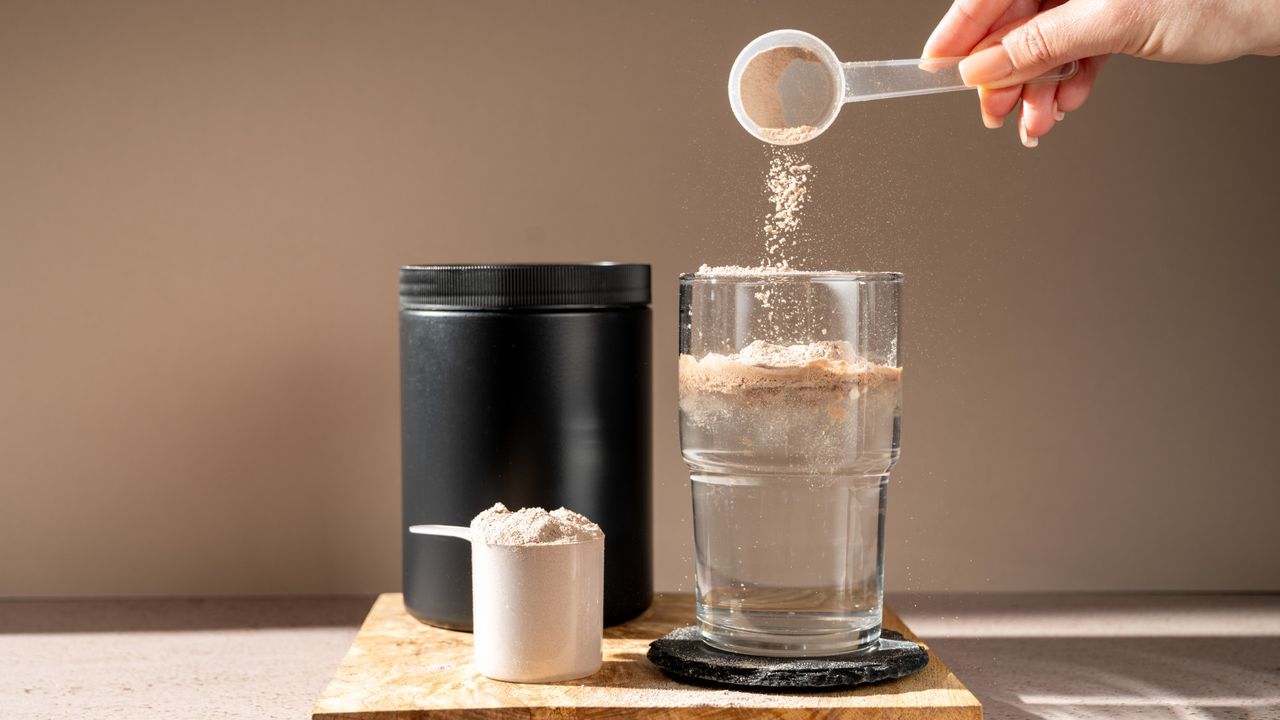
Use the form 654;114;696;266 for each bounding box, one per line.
646;626;929;690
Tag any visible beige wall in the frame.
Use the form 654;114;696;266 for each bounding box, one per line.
2;0;1278;598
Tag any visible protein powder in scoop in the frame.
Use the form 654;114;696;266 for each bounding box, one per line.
469;503;605;683
739;45;831;145
470;503;604;546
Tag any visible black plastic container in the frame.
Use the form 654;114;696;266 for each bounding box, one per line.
400;263;652;630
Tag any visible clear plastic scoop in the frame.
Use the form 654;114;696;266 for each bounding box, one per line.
729;29;1079;145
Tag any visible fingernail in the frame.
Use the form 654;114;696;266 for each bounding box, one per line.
959;45;1014;86
982;112;1004;129
1053;102;1065;121
1020;120;1038;149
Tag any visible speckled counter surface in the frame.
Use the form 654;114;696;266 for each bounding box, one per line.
0;596;375;720
2;593;1277;719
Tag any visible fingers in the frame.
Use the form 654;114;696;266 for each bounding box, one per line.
959;0;1132;88
993;55;1106;147
923;0;1019;57
1054;54;1107;112
977;85;1022;128
1018;78;1058;147
952;1;1114;145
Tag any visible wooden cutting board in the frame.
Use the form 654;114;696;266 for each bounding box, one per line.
313;593;982;719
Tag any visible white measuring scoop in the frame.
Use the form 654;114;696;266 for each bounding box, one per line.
409;521;604;683
729;29;1079;145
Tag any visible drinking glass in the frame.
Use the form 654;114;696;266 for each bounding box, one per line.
678;272;902;656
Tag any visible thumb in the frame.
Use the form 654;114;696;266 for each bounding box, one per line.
959;0;1138;87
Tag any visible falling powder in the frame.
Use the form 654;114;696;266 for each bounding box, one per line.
763;150;811;271
694;148;815;317
700;149;813;281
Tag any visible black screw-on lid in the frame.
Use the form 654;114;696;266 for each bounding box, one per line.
400;263;651;310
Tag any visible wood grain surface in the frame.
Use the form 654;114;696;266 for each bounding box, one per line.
313;593;982;719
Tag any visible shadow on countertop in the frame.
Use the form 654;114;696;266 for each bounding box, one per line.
0;595;378;633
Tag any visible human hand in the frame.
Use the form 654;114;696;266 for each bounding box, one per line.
923;0;1280;147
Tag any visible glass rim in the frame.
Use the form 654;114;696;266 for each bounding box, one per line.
679;270;903;284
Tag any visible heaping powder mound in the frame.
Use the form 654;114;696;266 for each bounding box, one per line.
470;502;604;546
468;503;605;683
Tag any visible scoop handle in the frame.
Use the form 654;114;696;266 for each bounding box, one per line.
842;57;1079;103
408;524;472;542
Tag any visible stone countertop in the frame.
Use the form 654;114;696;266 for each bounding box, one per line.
2;593;1277;719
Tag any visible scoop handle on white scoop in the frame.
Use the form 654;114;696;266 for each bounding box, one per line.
842;57;1079;103
408;524;472;542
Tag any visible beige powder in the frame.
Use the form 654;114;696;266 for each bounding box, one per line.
757;125;821;145
695;265;848;277
469;503;603;546
738;46;833;138
732;45;828;280
679;340;902;398
694;152;814;325
678;340;903;469
762;152;811;271
680;338;901;471
469;503;605;683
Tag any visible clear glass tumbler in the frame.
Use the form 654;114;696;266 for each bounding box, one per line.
678;271;903;656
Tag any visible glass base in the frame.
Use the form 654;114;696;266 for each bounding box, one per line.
697;605;882;657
